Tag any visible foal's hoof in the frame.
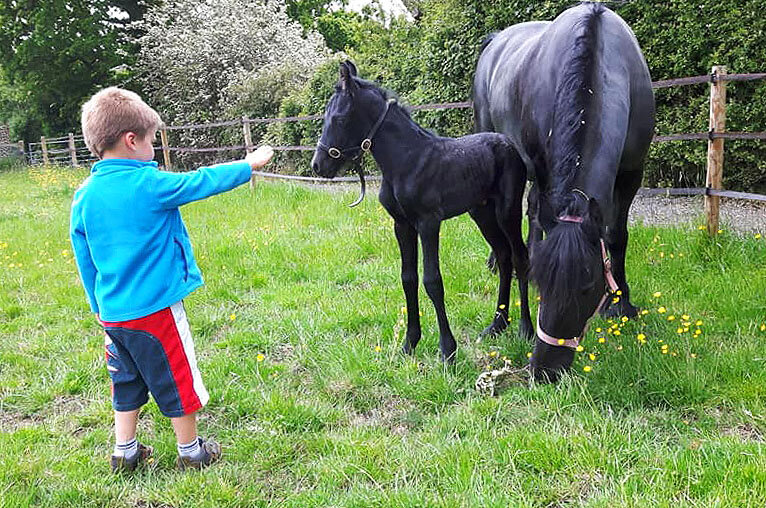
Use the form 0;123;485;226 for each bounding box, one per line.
479;321;508;340
440;341;457;365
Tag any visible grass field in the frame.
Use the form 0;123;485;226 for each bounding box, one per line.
1;164;765;507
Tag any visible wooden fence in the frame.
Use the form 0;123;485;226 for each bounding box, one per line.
12;67;766;235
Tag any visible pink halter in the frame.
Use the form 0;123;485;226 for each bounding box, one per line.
536;216;620;349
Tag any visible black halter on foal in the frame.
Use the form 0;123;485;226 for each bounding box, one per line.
317;98;395;207
317;98;395;162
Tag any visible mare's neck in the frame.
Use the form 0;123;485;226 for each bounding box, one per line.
369;104;435;178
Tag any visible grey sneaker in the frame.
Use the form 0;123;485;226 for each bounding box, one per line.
110;443;153;473
176;437;222;471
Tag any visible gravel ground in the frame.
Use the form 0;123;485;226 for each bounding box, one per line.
629;193;765;235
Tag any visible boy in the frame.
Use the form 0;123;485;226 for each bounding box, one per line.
70;87;273;472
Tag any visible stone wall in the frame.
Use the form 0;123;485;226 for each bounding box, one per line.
0;124;13;157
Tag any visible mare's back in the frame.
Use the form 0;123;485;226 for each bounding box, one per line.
475;4;654;183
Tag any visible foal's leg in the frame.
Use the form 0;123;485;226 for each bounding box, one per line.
497;197;534;342
602;170;642;318
394;220;422;354
526;183;543;258
418;219;457;363
469;204;513;337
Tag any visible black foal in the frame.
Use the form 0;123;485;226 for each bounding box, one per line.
311;61;533;362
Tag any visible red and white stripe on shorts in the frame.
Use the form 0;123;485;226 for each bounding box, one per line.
101;301;208;414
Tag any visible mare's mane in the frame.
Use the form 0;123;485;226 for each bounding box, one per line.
549;2;605;212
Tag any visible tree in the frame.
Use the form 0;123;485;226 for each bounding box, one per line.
0;1;157;141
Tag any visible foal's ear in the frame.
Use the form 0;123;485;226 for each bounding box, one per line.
339;62;358;94
344;60;358;76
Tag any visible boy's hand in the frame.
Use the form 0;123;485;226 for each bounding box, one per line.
246;145;274;170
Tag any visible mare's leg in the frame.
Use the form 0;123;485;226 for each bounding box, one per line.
469;204;513;337
394;220;422;354
418;219;457;363
602;170;642;318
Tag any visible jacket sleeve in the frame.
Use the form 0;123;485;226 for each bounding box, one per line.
70;201;100;314
152;160;252;209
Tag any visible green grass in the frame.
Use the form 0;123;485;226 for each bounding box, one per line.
1;165;765;507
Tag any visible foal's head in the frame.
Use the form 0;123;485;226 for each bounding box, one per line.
529;193;609;382
311;61;391;179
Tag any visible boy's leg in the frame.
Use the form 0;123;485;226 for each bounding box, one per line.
115;409;140;443
104;331;153;471
173;411;222;470
171;412;198;444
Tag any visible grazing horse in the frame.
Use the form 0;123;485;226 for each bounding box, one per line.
473;3;655;381
311;61;533;363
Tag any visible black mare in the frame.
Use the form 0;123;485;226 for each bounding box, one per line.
473;3;655;381
311;61;533;363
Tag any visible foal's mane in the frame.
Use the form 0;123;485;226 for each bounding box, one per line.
549;2;605;210
336;77;436;138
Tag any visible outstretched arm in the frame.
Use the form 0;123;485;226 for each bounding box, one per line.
154;146;274;209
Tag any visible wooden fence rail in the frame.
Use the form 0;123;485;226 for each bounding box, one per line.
14;69;766;235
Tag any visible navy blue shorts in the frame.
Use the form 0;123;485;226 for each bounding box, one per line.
101;302;209;417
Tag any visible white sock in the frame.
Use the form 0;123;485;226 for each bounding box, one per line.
177;437;202;458
113;437;138;458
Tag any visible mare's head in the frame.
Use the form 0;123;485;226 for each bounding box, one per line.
529;192;609;382
311;60;391;179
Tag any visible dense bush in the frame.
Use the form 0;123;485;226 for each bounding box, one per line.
271;0;766;191
134;0;328;167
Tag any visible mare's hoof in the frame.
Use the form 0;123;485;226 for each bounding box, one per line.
601;300;639;319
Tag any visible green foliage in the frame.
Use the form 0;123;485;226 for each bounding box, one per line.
285;0;377;52
620;0;766;192
285;0;337;32
264;58;346;174
0;1;155;142
315;10;376;52
273;0;766;191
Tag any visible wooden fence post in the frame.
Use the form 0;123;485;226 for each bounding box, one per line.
705;65;727;236
242;116;254;189
68;133;78;167
41;136;49;165
160;127;172;170
17;140;24;163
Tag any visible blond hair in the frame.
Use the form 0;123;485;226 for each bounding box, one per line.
81;87;163;158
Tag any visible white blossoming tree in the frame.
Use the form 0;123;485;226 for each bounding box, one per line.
135;0;328;166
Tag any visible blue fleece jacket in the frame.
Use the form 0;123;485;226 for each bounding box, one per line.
70;158;251;321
